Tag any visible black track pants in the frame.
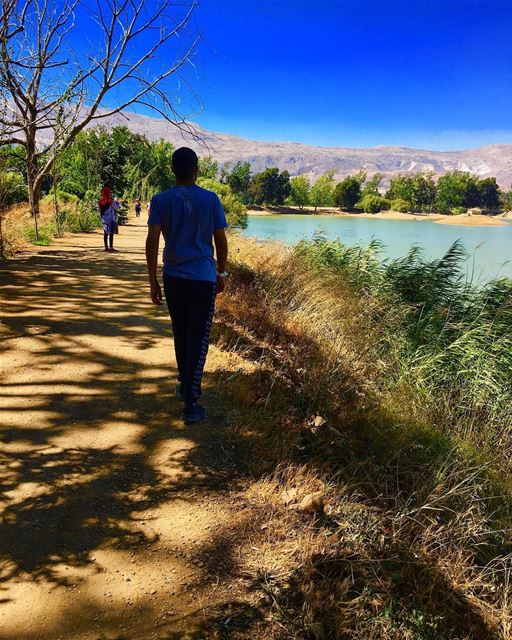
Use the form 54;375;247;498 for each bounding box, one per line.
163;276;216;405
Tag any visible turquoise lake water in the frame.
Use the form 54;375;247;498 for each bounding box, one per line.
243;214;512;284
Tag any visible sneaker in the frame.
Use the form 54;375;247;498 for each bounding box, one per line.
182;403;206;424
175;383;184;401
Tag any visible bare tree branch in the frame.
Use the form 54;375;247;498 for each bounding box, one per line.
0;0;201;230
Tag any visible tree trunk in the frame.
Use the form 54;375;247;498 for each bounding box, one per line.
0;209;4;259
26;133;40;241
53;178;62;237
27;172;41;241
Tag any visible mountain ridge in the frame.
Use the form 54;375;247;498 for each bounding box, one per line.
52;110;512;188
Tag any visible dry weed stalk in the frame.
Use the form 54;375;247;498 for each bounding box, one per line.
216;235;512;639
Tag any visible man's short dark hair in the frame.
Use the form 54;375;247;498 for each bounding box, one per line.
172;147;198;181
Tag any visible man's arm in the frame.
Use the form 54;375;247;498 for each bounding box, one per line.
214;228;228;294
146;224;163;304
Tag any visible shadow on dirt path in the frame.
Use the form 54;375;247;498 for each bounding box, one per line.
0;223;267;639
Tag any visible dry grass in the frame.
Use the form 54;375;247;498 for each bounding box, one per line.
0;201;57;257
212;235;512;639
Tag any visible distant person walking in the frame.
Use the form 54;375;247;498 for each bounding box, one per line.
98;187;117;252
145;147;229;424
135;199;142;218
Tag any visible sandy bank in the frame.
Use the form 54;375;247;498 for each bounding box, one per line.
434;214;508;227
248;207;510;227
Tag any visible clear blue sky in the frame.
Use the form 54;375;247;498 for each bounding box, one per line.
184;0;512;150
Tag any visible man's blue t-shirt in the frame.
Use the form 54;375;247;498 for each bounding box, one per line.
148;185;227;282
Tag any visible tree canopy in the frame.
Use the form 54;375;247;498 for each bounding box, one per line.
249;168;291;206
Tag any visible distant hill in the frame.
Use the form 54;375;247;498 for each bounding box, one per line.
51;110;512;188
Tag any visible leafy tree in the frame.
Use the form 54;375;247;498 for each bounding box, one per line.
309;171;335;210
59;127;176;202
124;139;175;200
289;175;310;209
97;126;141;195
361;172;383;197
390;198;412;213
333;174;363;210
412;173;437;212
500;187;512;211
436;171;479;213
249;168;291;205
386;175;415;204
359;193;390;213
477;177;501;211
197;177;248;228
225;161;252;202
58;130;102;199
386;173;437;212
198;157;219;180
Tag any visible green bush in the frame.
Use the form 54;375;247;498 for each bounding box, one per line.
115;200;129;226
197;178;248;228
359;194;390;213
451;206;466;216
391;198;412;213
0;171;27;206
41;190;79;208
66;210;100;233
24;222;55;245
57;190;79;205
66;195;100;233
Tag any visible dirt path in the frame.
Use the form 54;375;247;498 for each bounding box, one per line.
0;220;267;639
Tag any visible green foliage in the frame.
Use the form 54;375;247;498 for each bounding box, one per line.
0;170;27;206
361;172;383;196
124;139;175;200
501;188;512;211
224;161;252;202
41;190;78;207
296;236;512;430
477;177;501;210
436;171;479;213
451;206;466;216
0;145;26;175
333;174;363;210
24;222;54;245
59;127;175;202
387;171;501;214
115;200;129;226
386;173;437;212
100;126;140;194
309;171;335;209
288;175;310;208
56;190;79;205
198;156;218;180
197;178;248;228
390;197;412;212
359;193;390;213
66;194;101;233
249;167;291;206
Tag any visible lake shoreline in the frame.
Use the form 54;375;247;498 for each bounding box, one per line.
248;207;510;227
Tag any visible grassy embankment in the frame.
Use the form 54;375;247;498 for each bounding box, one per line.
213;234;512;639
0;197;101;258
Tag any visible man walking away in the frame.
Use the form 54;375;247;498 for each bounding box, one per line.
145;147;229;424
